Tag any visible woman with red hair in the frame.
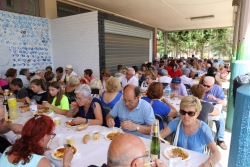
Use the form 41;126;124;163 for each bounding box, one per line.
0;115;73;166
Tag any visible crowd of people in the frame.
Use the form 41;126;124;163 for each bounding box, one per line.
0;55;229;166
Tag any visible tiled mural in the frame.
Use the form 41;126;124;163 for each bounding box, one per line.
0;10;52;74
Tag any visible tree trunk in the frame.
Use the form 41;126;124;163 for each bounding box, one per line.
201;44;204;59
176;43;178;58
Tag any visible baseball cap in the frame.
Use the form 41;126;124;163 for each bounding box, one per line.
171;76;181;84
65;64;73;70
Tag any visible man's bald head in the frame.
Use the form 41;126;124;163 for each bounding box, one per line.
107;134;146;167
123;85;140;111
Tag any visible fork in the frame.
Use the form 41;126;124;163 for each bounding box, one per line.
159;136;170;145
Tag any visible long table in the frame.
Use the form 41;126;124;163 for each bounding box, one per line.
3;106;222;167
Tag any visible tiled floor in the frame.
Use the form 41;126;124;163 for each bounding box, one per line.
218;129;231;167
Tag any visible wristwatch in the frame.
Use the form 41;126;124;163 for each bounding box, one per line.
136;125;140;131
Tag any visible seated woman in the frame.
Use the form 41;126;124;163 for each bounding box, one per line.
101;69;112;89
66;84;105;126
64;76;81;104
160;96;221;166
0;115;73;166
139;64;147;81
89;78;103;100
81;69;94;84
191;84;220;124
5;68;17;85
141;82;177;130
25;79;47;106
199;67;222;87
100;77;122;127
43;82;69;115
140;70;155;95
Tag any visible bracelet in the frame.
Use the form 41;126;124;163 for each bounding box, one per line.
63;163;71;166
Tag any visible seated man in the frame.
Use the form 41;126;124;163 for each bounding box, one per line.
30;69;44;82
114;65;124;78
180;68;193;87
60;65;77;83
119;68;138;88
202;76;227;150
106;85;154;139
170;77;188;99
81;69;94;84
90;134;166;167
16;69;30;88
168;64;182;78
0;106;23;154
10;78;28;103
158;69;172;83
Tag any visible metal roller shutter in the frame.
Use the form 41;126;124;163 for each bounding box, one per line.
105;33;149;75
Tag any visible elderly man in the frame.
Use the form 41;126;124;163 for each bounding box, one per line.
16;69;30;88
180;68;193;87
90;134;166;167
170;76;188;99
30;69;44;82
202;76;227;150
119;68;138;88
60;64;78;83
158;69;172;83
106;85;154;139
0;106;23;153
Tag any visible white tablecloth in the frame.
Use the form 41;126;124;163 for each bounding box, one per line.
3;108;222;167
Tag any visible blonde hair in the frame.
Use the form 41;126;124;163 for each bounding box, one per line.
144;70;156;80
69;76;81;87
89;78;102;89
180;95;202;113
106;77;121;92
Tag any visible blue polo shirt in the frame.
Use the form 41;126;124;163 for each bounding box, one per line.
110;99;155;139
202;84;226;102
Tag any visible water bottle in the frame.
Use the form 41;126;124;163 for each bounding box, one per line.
30;99;38;116
8;92;18;119
165;84;171;98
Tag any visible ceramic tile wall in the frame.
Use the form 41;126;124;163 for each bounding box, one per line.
0;10;52;75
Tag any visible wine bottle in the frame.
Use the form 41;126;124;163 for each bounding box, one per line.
3;93;9;120
150;119;160;161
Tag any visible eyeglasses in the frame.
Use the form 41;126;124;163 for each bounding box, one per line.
130;154;149;165
76;97;84;101
203;84;211;88
179;110;196;116
50;132;56;139
0;118;5;124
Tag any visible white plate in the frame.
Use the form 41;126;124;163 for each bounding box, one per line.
104;130;123;141
65;120;78;128
51;146;78;160
163;146;190;161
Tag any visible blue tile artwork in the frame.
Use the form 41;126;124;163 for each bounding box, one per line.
0;10;52;72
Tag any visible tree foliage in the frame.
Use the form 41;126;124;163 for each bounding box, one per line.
157;28;233;59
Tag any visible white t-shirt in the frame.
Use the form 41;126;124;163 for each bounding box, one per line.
180;75;193;86
60;71;77;82
119;75;138;88
158;76;172;83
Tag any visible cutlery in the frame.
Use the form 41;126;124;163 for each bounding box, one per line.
159;136;170;145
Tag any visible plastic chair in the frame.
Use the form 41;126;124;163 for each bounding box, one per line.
155;114;165;130
103;106;112;115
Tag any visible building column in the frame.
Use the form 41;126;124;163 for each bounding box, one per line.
227;0;250;130
164;31;168;54
39;0;58;19
154;27;158;59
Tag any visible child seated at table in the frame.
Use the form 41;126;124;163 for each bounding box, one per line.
25;79;48;107
42;82;69;115
10;78;28;103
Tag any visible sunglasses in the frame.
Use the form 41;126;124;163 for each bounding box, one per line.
203;84;211;88
179;110;196;116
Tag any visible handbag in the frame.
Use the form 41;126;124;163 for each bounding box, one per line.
173;119;182;146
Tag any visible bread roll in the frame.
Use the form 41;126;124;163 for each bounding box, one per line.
76;124;88;131
83;134;90;144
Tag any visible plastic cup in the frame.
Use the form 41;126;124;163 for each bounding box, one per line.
53;117;61;126
57;134;64;147
66;136;74;146
42;101;47;106
53;77;57;81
